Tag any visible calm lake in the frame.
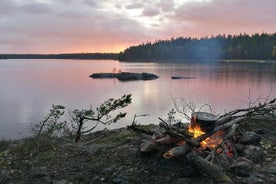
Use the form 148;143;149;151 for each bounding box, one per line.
1;59;276;139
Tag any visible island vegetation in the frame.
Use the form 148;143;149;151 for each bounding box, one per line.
118;33;276;62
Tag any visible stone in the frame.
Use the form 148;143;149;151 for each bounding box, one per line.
230;157;253;177
265;157;273;162
239;132;261;145
242;145;264;162
234;143;245;153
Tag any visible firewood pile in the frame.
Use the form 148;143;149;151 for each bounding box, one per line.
135;98;276;184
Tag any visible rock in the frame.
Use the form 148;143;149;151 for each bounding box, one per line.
242;145;264;162
89;72;159;81
265;157;273;162
234;143;245;153
117;72;159;81
90;73;118;78
230;157;253;177
171;76;196;79
239;132;261;145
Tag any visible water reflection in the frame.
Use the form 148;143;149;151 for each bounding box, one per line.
0;59;275;139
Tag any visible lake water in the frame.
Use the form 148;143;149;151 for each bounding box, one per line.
1;59;275;139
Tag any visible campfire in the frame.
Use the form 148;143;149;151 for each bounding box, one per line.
139;110;266;184
188;112;234;157
126;98;276;183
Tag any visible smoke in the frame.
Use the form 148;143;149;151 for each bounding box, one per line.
190;36;227;62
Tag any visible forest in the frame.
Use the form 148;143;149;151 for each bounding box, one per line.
118;33;276;62
0;53;118;60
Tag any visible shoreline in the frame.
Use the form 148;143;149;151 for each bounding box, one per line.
0;116;275;183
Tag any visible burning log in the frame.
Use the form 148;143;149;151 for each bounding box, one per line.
161;116;245;159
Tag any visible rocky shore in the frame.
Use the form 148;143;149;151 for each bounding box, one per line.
0;117;275;184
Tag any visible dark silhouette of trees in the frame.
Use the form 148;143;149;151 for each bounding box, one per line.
2;33;276;62
1;53;118;60
118;33;276;62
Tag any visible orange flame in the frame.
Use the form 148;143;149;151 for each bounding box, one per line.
188;123;205;138
188;122;233;157
188;123;224;150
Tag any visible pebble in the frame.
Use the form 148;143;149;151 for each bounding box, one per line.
265;157;273;162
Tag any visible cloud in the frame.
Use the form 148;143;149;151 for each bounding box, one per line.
0;0;17;15
0;0;276;53
18;2;52;14
168;0;276;36
125;1;144;9
142;7;160;17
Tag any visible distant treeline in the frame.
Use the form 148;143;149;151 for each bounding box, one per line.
0;53;119;60
118;33;276;62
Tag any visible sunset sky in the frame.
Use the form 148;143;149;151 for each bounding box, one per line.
1;0;276;54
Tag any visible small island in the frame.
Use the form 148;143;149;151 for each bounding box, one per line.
171;76;196;79
90;72;159;81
